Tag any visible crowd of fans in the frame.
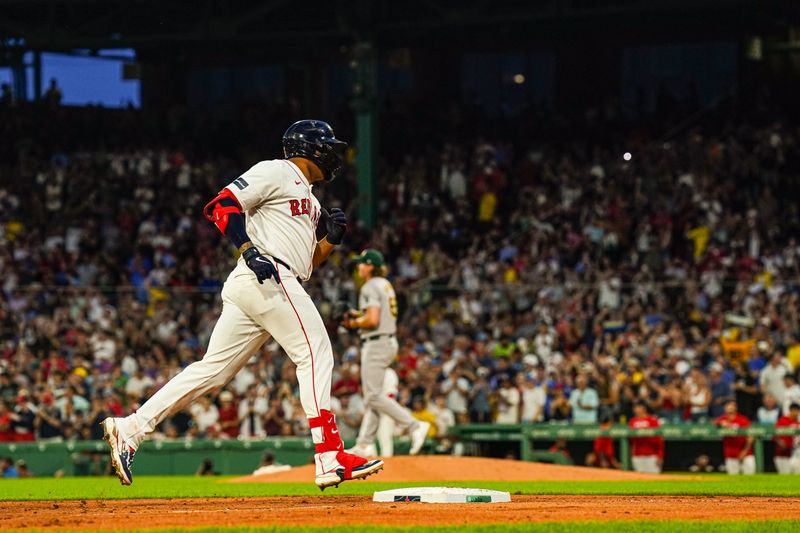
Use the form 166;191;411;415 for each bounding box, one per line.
1;98;800;451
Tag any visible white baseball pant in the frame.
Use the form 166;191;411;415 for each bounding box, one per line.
789;449;800;474
631;455;661;474
356;337;417;447
376;368;400;457
725;456;756;475
117;262;338;473
775;456;793;474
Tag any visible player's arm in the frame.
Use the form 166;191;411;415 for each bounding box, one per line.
739;435;754;459
343;306;380;329
203;189;279;285
312;238;336;268
313;207;347;267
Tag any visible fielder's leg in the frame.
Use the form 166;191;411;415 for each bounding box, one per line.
741;455;756;475
790;450;800;473
376;412;395;457
725;458;741;475
775;456;791;474
358;338;428;454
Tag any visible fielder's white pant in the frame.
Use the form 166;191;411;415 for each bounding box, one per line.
356;338;417;447
118;262;335;471
725;455;756;475
792;450;800;473
631;455;661;474
376;368;399;457
376;413;395;457
778;450;800;474
775;456;793;474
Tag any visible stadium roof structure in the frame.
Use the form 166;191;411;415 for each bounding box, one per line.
1;0;798;230
1;0;798;55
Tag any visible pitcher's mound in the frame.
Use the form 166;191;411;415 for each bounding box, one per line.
230;455;685;483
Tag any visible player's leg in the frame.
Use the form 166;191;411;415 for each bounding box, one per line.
120;303;267;445
741;455;756;475
360;340;419;429
631;456;645;473
249;271;381;487
103;301;268;484
355;346;384;447
359;338;428;454
651;456;662;474
643;455;660;474
354;406;380;449
725;458;741;475
775;456;790;474
376;412;395;457
790;450;800;473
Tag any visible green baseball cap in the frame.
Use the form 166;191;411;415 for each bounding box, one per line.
354;248;384;267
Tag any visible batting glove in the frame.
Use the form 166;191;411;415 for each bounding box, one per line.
242;247;280;284
324;208;347;245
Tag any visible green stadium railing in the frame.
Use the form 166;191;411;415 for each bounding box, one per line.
0;438;413;477
2;424;798;476
449;423;800;473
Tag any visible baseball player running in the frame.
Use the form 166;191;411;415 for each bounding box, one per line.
342;249;430;456
101;120;383;490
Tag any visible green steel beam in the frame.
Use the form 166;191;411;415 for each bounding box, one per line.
352;41;378;231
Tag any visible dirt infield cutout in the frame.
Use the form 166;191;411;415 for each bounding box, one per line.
231;456;689;483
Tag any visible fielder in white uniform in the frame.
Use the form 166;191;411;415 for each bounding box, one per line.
101;120;383;490
342;249;429;457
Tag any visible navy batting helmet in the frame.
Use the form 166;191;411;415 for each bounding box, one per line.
282;120;347;182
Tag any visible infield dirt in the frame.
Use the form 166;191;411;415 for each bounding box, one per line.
6;495;800;530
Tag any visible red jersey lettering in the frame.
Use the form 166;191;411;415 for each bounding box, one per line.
289;199;301;216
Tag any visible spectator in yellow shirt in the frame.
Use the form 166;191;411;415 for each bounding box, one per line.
411;398;437;438
687;224;710;259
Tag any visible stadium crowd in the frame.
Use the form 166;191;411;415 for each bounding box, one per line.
1;99;800;456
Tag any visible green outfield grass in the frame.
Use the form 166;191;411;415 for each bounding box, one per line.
19;522;800;533
2;474;800;501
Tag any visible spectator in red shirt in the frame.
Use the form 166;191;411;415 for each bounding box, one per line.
774;403;800;474
585;416;621;469
0;411;15;442
629;403;664;474
715;400;755;475
217;391;240;439
332;364;360;398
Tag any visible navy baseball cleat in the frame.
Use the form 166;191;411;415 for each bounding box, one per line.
102;418;136;486
315;458;384;491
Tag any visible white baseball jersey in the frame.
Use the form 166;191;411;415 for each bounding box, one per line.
225;159;321;280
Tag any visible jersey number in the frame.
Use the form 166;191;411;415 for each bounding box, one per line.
232;177;249;190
